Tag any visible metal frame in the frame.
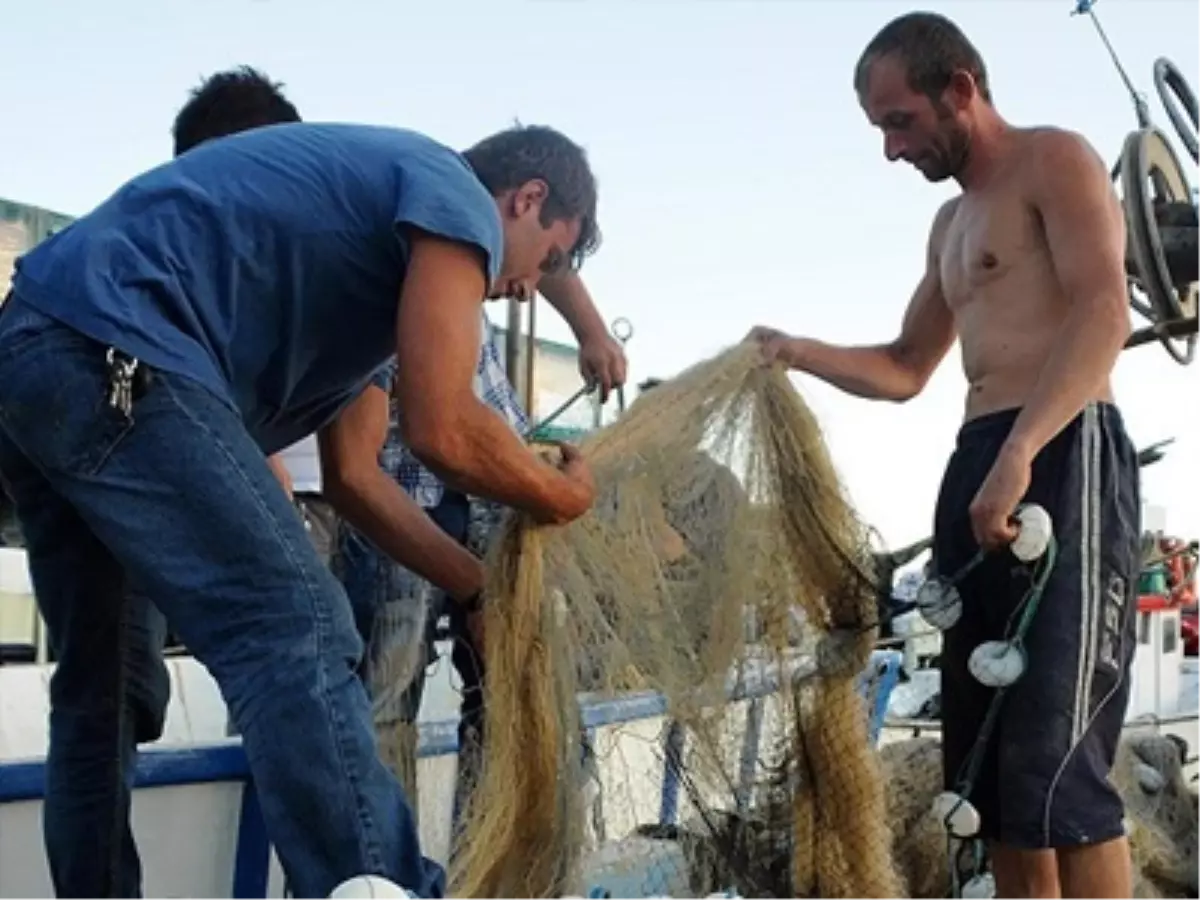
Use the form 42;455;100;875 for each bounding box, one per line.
1074;1;1199;366
1119;125;1198;364
1070;3;1200;362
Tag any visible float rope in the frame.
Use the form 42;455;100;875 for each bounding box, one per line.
943;535;1059;897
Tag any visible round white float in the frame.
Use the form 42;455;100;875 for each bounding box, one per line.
1011;504;1053;563
931;789;982;838
329;876;414;899
1134;761;1167;794
962;872;996;899
916;578;963;630
968;640;1027;688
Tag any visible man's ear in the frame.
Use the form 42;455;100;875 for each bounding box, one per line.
513;179;550;217
947;70;977;110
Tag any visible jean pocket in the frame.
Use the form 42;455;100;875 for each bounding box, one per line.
0;330;135;477
0;300;65;359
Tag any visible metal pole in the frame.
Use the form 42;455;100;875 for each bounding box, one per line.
524;296;537;417
504;297;521;392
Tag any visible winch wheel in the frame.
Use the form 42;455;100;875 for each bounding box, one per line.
1119;125;1198;365
1153;57;1198;164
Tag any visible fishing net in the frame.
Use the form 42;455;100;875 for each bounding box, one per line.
857;732;1199;900
1113;732;1199;899
447;344;903;898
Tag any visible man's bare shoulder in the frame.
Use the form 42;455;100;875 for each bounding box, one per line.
927;196;962;254
1016;127;1110;182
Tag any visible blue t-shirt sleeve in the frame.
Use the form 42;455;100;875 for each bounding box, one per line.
393;148;504;287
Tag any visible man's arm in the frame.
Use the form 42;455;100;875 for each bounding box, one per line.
537;270;627;400
266;453;294;499
318;385;484;602
395;231;594;524
756;200;959;402
1001;130;1131;461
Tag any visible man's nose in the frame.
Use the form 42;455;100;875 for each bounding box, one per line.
884;133;906;162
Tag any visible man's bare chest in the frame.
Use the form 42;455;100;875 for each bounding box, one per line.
939;192;1049;311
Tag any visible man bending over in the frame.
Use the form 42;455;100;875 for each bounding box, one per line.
0;117;600;898
748;12;1138;898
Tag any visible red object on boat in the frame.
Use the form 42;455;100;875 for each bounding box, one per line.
1159;536;1197;607
1181;606;1198;657
1138;594;1174;612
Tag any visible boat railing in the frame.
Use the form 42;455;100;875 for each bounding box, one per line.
0;649;901;899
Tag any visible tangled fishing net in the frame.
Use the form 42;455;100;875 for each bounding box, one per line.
869;732;1200;900
1113;732;1199;899
448;344;903;898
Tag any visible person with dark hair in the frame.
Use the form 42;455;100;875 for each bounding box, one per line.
0;112;608;897
316;126;624;820
748;11;1137;898
169;69;628;848
172;65;300;156
463;125;601;274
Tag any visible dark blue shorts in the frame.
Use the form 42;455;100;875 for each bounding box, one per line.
933;403;1140;849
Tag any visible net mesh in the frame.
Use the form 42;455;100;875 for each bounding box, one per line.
446;344;903;898
856;731;1198;899
1114;732;1199;899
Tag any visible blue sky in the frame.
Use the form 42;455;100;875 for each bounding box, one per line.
1;0;1196;549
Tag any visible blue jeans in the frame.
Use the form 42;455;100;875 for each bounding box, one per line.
0;298;442;899
338;493;484;814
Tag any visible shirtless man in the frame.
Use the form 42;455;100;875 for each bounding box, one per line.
747;12;1138;898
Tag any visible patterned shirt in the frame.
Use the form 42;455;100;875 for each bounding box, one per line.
339;311;526;721
379;311;529;508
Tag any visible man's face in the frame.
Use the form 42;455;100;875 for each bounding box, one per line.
490;180;582;301
859;54;971;183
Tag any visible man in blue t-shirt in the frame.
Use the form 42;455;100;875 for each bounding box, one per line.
0;119;601;899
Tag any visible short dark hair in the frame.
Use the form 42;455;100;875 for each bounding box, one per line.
172;66;301;157
463;124;601;271
854;12;992;105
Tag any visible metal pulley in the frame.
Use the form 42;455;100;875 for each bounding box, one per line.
1069;3;1198;367
1119;125;1198;366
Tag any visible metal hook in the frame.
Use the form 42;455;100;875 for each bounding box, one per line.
609;317;634;413
610;317;634;345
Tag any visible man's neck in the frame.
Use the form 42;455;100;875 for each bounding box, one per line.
955;110;1014;192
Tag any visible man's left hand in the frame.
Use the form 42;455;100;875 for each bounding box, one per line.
578;333;627;402
969;444;1032;551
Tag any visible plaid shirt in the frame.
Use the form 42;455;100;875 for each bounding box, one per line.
380;312;529;508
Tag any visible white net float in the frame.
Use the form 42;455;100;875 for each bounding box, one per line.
1134;761;1167;794
328;876;415;899
1010;503;1053;562
931;790;982;838
968;640;1027;688
916;577;963;630
961;872;996;899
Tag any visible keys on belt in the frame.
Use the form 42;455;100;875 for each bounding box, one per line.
104;347;150;420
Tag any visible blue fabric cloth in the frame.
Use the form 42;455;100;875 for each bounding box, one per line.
9;122;503;455
0;301;444;898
